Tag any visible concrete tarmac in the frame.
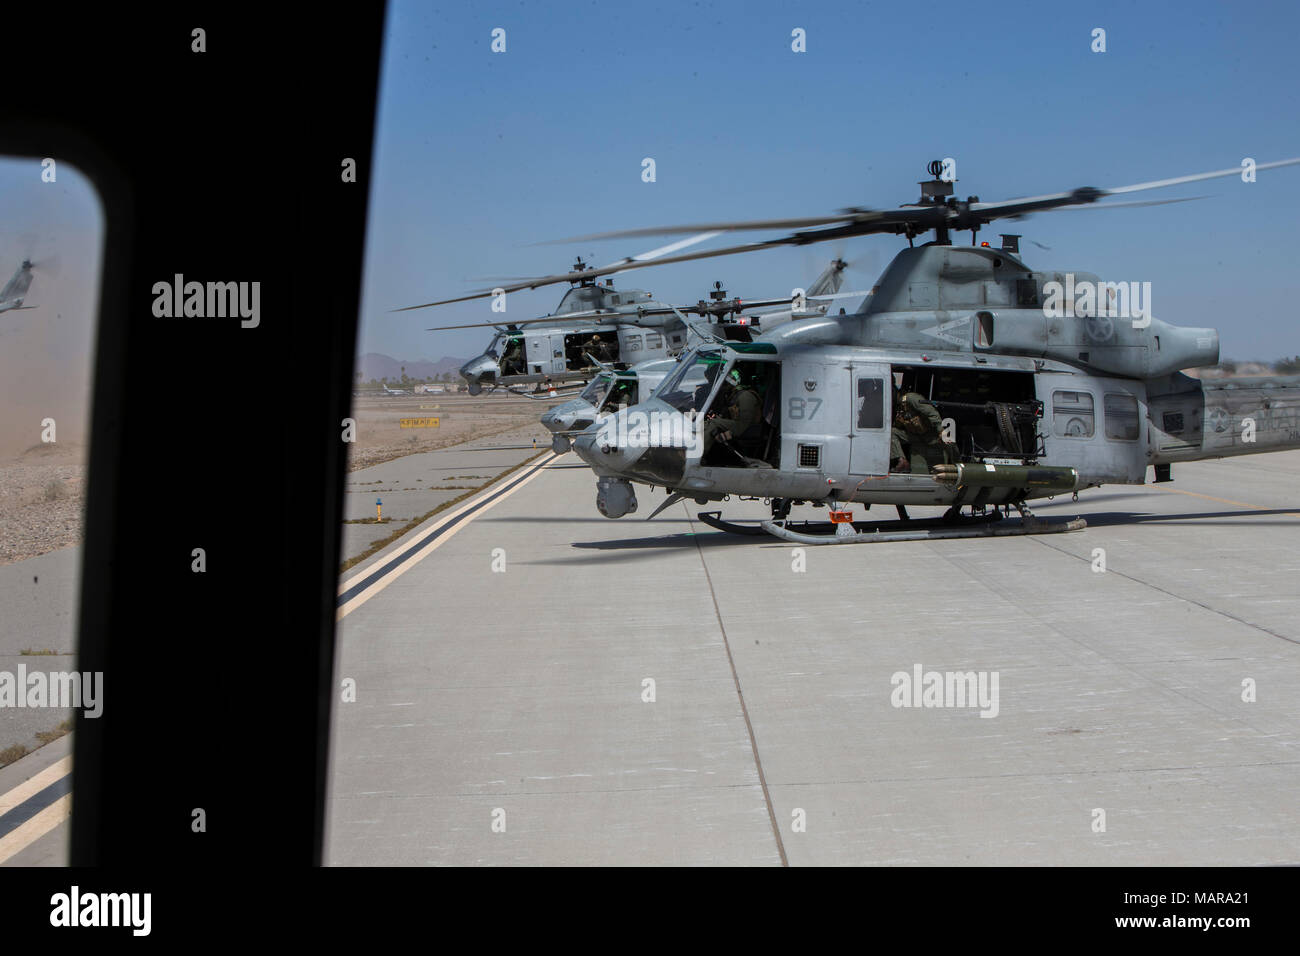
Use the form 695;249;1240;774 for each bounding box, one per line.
0;547;80;757
341;423;549;566
0;733;72;866
325;450;1300;865
0;427;554;866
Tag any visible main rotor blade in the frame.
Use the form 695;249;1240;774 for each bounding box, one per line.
425;319;521;331
970;157;1300;218
1105;157;1300;195
425;310;622;331
394;232;724;312
1051;195;1208;211
632;294;797;317
406;157;1300;314
396;289;517;311
607;230;724;260
548;215;858;243
808;288;872;300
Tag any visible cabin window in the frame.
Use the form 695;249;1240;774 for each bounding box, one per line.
1104;392;1140;441
1051;390;1095;438
645;333;663;349
974;311;995;348
1163;411;1184;434
855;377;884;428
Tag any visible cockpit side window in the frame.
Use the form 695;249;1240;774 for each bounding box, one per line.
656;351;726;413
600;379;635;411
578;374;611;405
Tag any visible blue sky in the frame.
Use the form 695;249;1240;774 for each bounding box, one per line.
0;158;102;457
358;0;1300;363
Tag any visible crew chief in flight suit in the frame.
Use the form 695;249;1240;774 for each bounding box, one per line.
891;386;947;474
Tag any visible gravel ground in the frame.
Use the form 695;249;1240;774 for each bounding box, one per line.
345;394;556;472
0;395;558;564
0;444;86;566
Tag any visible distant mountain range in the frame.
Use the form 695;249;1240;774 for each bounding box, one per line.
355;353;467;382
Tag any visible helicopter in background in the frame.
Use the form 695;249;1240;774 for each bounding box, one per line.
540;358;676;454
418;260;683;395
555;157;1300;543
536;259;863;449
395;245;864;394
0;259;39;314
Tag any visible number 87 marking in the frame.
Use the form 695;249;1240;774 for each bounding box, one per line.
788;397;822;420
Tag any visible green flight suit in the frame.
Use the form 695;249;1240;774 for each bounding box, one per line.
502;340;525;374
890;391;947;473
703;386;762;453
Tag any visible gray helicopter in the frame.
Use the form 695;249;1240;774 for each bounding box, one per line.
423;261;682;395
394;226;868;393
395;247;822;394
548;158;1300;543
538;258;861;451
540;359;677;453
0;259;38;314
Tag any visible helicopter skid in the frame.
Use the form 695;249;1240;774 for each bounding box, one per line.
760;514;1086;545
695;511;771;535
695;509;1085;543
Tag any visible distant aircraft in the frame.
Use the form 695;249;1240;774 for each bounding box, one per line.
0;260;38;314
378;382;410;395
407;258;860;395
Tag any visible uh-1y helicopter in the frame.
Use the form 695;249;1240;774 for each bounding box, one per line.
394;240;861;394
0;258;40;314
538;258;859;452
540;359;677;453
554;157;1300;544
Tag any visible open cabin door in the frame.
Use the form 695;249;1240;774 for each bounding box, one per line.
524;331;566;376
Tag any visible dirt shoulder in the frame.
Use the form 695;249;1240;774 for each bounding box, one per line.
0;395;554;564
345;394;552;472
0;443;85;565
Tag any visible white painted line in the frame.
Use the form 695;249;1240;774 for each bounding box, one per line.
339;455;549;597
0;793;71;865
0;755;71;816
337;455;559;620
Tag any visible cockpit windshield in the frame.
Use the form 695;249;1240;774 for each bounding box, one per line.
654;349;728;413
578;374;612;406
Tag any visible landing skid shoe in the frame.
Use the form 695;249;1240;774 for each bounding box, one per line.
696;511;770;536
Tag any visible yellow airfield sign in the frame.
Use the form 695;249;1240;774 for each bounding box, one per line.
399;417;440;428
